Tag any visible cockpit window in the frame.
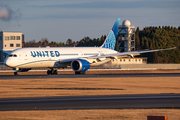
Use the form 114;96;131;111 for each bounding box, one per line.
8;54;17;57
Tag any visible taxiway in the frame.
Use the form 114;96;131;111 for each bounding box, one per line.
0;94;179;111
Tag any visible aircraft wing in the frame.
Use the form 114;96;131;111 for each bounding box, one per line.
86;47;176;59
57;47;175;64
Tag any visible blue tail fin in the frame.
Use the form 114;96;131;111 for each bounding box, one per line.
101;18;120;50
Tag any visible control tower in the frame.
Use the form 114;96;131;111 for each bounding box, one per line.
117;20;135;52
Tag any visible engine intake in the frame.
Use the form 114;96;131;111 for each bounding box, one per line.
71;59;90;72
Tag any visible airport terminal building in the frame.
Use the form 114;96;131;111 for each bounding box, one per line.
0;31;24;63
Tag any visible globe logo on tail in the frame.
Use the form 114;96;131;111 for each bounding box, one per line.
101;18;120;50
102;30;116;50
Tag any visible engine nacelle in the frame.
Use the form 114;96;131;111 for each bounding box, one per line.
71;59;90;72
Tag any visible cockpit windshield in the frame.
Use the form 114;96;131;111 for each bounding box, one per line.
9;54;17;57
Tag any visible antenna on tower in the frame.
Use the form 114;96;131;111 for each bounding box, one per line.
117;20;135;52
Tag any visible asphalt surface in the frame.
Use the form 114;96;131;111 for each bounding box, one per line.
0;73;180;79
0;94;179;111
0;72;179;111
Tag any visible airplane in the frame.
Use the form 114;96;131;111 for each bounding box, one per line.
3;18;175;75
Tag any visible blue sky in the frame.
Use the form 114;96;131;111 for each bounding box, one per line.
0;0;180;43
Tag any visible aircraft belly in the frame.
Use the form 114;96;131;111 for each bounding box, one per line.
17;60;55;68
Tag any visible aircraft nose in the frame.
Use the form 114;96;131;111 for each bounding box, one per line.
4;58;13;67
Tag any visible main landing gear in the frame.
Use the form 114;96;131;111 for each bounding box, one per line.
75;71;85;74
14;72;18;75
47;69;57;75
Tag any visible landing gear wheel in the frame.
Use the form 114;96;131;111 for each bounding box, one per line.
47;70;52;75
81;71;85;74
75;72;80;74
75;71;85;74
51;69;54;74
14;72;18;75
47;69;57;75
53;70;57;75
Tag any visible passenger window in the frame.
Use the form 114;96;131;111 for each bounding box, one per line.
9;54;13;57
14;54;17;57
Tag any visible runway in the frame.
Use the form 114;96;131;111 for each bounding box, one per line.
0;73;180;79
0;94;180;111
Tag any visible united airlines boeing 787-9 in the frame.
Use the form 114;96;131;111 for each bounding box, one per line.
3;18;175;75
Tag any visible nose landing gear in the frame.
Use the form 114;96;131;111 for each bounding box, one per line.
14;67;19;75
47;69;57;75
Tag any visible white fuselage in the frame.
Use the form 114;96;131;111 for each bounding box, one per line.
4;47;117;69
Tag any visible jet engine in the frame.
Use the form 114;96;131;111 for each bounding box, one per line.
71;59;90;72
